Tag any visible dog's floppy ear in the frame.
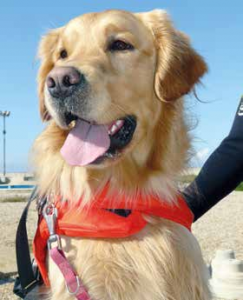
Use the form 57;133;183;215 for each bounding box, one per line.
37;27;63;121
137;10;207;101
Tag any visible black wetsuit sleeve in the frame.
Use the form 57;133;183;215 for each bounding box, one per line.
183;97;243;221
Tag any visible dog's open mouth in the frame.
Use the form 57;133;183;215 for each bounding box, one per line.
60;113;137;166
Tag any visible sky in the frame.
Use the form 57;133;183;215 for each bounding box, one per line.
0;0;243;172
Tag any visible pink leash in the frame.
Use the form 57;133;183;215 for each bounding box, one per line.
43;204;91;300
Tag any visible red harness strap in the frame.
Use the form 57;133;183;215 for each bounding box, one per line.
33;189;193;288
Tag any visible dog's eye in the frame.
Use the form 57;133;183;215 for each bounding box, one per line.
109;40;134;52
59;49;68;59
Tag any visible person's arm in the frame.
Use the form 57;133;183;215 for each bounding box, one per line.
183;96;243;221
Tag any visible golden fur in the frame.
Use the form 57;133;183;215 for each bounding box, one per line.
33;9;210;300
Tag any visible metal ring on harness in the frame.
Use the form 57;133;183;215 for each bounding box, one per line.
47;234;62;250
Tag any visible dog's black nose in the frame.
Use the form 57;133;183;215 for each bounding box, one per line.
46;67;84;98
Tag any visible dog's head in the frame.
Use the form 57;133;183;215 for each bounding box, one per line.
37;9;206;170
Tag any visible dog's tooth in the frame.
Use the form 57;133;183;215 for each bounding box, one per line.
116;120;124;128
68;120;76;129
110;124;118;134
108;120;124;136
116;120;122;125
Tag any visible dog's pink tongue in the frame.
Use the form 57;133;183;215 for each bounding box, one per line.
60;119;110;166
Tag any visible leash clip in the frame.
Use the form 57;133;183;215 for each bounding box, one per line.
65;275;81;295
43;204;62;250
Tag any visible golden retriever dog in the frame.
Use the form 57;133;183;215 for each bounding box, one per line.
33;9;210;300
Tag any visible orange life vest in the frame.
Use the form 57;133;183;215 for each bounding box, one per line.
33;187;193;286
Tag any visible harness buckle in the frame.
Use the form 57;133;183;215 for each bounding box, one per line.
43;204;62;250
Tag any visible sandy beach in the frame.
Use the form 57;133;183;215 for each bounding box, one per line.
0;191;242;300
